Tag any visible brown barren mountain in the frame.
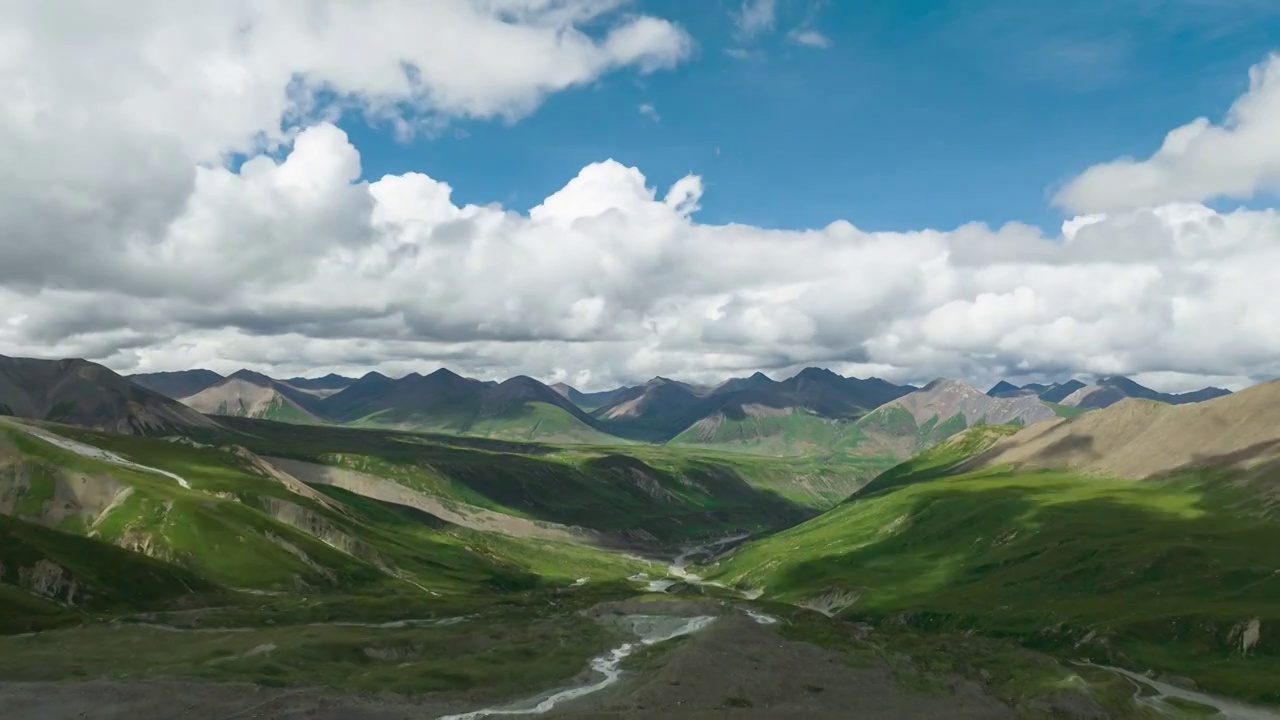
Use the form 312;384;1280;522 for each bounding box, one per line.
180;371;322;422
964;378;1280;478
874;379;1058;427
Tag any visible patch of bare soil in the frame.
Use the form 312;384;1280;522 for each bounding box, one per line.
550;614;1017;720
965;379;1280;480
265;457;602;544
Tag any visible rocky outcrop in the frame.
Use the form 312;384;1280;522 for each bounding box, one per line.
259;497;366;559
12;559;83;605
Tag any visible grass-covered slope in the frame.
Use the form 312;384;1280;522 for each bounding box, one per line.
710;426;1280;704
671;407;867;455
356;399;618;444
0;421;656;608
853;379;1058;458
208;418;815;541
0;513;218;632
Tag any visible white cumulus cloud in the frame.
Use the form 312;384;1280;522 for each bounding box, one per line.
0;3;1279;395
788;29;831;48
1057;53;1280;214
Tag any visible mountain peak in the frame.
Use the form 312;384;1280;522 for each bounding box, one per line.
986;380;1020;397
793;366;840;382
426;367;463;380
228;369;273;385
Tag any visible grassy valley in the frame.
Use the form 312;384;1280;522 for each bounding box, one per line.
2;363;1276;718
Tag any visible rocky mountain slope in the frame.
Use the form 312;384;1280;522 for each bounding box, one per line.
598;368;915;445
0;355;217;435
963;378;1280;482
856;379;1058;456
1058;375;1231;409
179;370;324;423
549;382;632;411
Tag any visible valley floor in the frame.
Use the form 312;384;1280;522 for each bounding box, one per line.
4;416;1280;719
6;587;1271;720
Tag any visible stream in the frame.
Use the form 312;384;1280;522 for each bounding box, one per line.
1080;662;1280;720
439;534;763;718
634;532;752;594
436;615;717;720
9;421;192;489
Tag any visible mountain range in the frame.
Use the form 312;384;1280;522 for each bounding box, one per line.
986;376;1230;409
1;351;1275;714
0;353;1235;466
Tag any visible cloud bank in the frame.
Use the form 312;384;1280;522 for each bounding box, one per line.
2;2;1279;393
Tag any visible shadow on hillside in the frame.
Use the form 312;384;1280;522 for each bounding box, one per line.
200;417;814;546
769;479;1280;696
207;416;562;456
957;432;1100;472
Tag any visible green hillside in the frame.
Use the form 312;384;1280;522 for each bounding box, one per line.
355;400;618;444
671;408;868;454
201;418;814;540
0;417;814;705
709;427;1280;703
856;405;979;453
0;513;219;632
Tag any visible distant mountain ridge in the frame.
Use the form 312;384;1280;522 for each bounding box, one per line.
7;354;1244;459
1060;376;1231;409
985;376;1228;409
964;378;1280;481
595;368;917;444
859;378;1058;456
312;369;616;443
179;370;324;424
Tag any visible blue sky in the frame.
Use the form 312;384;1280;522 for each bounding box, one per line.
339;0;1280;233
9;0;1280;388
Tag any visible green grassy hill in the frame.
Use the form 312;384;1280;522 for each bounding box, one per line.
670;408;867;455
355;400;618;444
0;416;826;703
709;425;1280;703
0;421;669;612
0;513;219;632
205;417;816;541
